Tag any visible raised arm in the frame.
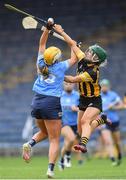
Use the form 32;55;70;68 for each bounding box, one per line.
53;24;75;46
53;24;85;61
53;24;81;66
38;27;49;54
69;48;78;66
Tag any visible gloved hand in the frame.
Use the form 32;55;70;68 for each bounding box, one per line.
46;18;54;30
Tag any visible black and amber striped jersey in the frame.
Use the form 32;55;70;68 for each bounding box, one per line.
77;60;101;97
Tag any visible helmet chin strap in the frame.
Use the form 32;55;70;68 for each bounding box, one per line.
84;59;91;63
84;57;100;65
84;59;96;64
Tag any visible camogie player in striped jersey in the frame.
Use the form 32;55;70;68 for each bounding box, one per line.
53;24;111;154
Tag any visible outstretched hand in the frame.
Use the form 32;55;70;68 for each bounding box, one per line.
46;18;54;30
53;24;64;34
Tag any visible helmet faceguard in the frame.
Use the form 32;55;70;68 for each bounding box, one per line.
85;44;107;65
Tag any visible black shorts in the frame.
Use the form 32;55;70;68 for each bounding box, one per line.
31;93;62;120
79;95;102;112
106;121;120;132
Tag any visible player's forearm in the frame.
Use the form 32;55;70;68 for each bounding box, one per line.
73;46;85;60
61;32;85;60
64;76;74;83
70;48;78;65
65;75;82;83
61;31;75;47
109;100;124;110
59;31;85;60
112;104;125;110
39;28;49;49
53;24;76;47
64;76;76;83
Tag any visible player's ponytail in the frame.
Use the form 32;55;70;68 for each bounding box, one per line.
38;65;49;79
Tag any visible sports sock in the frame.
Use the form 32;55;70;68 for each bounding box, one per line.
78;160;83;165
60;157;64;163
118;152;122;160
96;117;105;126
48;163;55;171
28;139;36;147
65;151;71;162
80;137;89;146
110;157;116;162
66;151;71;156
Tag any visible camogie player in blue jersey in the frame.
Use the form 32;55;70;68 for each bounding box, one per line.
99;79;124;166
59;82;83;170
22;23;79;178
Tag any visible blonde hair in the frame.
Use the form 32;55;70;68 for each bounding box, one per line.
37;65;49;79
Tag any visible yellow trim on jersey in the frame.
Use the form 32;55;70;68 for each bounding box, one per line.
93;84;100;96
76;49;85;61
80;82;84;95
93;71;100;96
85;82;91;96
79;72;93;82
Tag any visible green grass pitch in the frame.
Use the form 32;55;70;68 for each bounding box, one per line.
0;156;126;179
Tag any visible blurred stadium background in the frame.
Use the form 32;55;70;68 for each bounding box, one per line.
0;0;126;172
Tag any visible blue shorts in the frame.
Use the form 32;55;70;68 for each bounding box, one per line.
106;121;120;132
62;124;78;135
31;93;62;120
99;121;120;134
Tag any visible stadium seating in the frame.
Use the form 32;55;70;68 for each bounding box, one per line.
0;83;32;144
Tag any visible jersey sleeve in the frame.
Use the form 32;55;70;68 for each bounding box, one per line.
59;60;70;72
78;67;98;83
78;71;94;82
113;92;121;103
36;53;44;67
75;49;85;61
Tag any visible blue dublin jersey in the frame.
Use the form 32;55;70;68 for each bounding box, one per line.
101;90;121;123
33;53;70;97
61;90;79;126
